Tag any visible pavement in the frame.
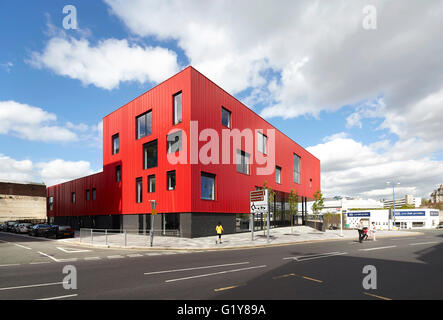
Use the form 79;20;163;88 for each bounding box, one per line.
64;226;424;251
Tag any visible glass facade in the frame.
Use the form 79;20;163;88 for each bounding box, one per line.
137;111;152;139
201;172;215;200
143;140;158;169
222;107;231;128
173;92;182;125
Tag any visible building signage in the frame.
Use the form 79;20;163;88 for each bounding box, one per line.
394;211;425;217
250;189;268;213
430;211;439;217
347;212;370;217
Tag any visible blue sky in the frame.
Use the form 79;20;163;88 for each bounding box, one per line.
1;0;442;198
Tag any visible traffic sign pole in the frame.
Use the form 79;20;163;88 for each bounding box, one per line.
149;200;157;247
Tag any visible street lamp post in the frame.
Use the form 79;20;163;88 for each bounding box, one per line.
386;181;400;230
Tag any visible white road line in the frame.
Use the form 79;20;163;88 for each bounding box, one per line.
283;252;347;261
56;247;91;253
13;243;32;250
29;262;51;265
57;258;78;262
145;253;161;256
162;252;177;255
84;257;101;261
127;254;143;258
37;294;78;300
165;265;267;283
359;246;397;251
38;251;60;262
409;241;438;246
144;262;250;276
0;264;20;267
0;281;66;291
107;255;124;259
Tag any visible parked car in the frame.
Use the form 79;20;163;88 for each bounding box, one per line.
17;223;33;234
0;224;5;231
45;225;75;239
29;224;52;237
437;222;443;229
13;223;21;233
5;221;19;232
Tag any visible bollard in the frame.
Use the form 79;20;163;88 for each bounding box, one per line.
91;229;93;244
105;229;108;245
124;230;127;247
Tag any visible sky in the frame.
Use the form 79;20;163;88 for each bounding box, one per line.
0;0;442;200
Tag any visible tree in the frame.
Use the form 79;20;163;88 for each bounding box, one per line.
288;189;299;234
311;190;324;230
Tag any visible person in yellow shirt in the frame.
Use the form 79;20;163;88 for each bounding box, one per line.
216;222;224;244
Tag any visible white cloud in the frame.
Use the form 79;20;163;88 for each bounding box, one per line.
0;154;35;183
30;36;180;90
36;159;95;186
307;136;443;199
0;100;78;142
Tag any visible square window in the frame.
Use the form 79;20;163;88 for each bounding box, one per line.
167;171;176;190
136;111;152;140
222;107;231;128
173;92;182;125
148;175;155;193
167;131;182;154
143;140;158;169
201;172;215;200
236;150;250;175
112;133;119;154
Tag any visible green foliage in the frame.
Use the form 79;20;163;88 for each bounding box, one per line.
311;190;324;215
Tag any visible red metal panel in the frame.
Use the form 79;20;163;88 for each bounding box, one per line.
47;66;320;218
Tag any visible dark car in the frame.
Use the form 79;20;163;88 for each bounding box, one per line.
45;225;75;239
29;224;52;237
0;224;5;231
6;221;19;232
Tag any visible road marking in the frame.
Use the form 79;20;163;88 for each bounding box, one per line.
162;252;177;255
84;257;101;261
214;285;241;292
13;243;32;250
144;262;250;276
272;273;295;280
38;251;60;262
57;258;78;262
107;255;124;259
37;294;78;300
283;252;347;261
56;246;91;253
359;246;396;251
165;265;267;283
363;292;392;300
0;281;67;291
0;264;20;267
29;262;51;265
127;254;143;258
409;241;438;246
302;276;323;283
145;253;161;256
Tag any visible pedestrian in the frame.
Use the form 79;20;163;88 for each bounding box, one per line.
216;222;224;244
357;222;363;243
362;227;369;241
371;222;377;241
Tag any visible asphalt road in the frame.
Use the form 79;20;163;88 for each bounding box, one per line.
1;230;443;300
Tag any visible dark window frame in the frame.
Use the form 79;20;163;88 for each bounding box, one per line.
136;110;153;140
112;133;119;155
86;189;90;201
221;106;231;128
173;91;183;125
167;170;176;191
276;166;282;184
71;192;76;203
136;177;143;203
236;149;250;175
92;188;96;200
257;131;268;155
293;153;301;184
167;130;182;154
148;175;155;193
201;172;216;201
116;165;121;182
143;139;158;170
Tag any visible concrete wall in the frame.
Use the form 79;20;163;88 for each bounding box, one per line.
0;194;47;222
180;213;236;238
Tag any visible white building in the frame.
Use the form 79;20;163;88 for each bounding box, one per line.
306;196;384;215
382;194;421;208
345;209;439;230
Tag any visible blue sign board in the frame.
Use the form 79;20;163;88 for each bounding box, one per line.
347;212;370;217
394;211;425;217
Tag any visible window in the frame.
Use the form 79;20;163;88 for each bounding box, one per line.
143;140;158;169
136;178;143;203
148;175;155;193
309;178;312;189
257;132;267;154
221;107;231;128
72;192;76;203
293;154;301;184
201;172;215;200
167;171;176;190
136;111;152;139
86;189;90;201
112;133;119;154
167;131;182;154
48;197;54;211
116;165;121;182
92;188;96;200
236;150;250;175
173;92;182;125
276;166;281;184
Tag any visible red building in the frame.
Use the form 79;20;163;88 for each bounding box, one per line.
47;67;320;237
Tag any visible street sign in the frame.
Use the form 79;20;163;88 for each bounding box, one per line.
250;189;268;213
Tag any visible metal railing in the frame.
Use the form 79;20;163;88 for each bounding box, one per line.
79;228;180;247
